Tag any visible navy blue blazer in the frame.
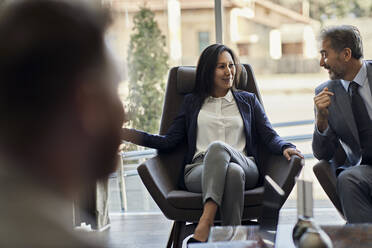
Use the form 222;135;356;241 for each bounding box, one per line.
124;90;294;189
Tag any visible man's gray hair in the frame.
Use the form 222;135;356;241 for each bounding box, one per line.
320;25;363;59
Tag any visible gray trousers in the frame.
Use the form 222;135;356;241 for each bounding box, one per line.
184;141;259;225
337;164;372;223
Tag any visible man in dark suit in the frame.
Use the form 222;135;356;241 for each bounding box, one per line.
0;0;124;246
313;25;372;223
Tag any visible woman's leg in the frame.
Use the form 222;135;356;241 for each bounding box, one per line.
219;160;257;225
220;163;245;225
184;141;258;241
202;141;258;207
185;160;214;242
192;199;218;242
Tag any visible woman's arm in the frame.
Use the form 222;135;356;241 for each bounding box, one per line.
252;94;299;156
121;97;188;151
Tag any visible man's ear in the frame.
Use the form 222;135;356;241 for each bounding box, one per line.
343;48;352;62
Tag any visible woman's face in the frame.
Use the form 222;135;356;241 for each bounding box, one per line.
213;51;235;97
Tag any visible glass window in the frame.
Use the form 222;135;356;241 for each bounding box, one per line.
198;31;210;54
104;0;372;221
104;1;170;214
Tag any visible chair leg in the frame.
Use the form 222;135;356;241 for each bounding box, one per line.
173;221;185;248
167;221;196;248
118;153;127;211
167;222;175;248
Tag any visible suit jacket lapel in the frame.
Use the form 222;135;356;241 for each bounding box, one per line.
332;81;360;145
232;91;249;126
366;61;372;97
188;96;202;158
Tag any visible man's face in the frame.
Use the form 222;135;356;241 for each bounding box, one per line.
320;39;346;80
83;60;125;181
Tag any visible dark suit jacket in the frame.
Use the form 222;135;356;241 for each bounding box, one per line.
124;90;294;189
312;61;372;171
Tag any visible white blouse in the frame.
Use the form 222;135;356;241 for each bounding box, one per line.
194;90;246;159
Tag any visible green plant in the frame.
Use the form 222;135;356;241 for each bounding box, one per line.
127;7;168;134
275;0;372;21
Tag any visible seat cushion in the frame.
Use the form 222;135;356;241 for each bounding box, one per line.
167;186;264;210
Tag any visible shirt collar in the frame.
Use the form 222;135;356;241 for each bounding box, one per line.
340;61;367;91
208;89;234;103
223;90;234;102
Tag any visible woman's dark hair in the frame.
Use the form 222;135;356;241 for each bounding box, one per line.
320;25;363;59
193;43;240;101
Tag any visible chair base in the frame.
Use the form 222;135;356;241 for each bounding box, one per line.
167;221;197;248
167;219;259;248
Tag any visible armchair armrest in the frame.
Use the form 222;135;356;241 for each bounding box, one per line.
137;155;178;211
264;155;304;203
137;152;203;221
313;160;344;218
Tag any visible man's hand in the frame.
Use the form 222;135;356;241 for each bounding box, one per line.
314;87;334;132
283;148;304;161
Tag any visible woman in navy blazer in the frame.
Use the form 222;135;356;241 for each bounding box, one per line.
123;44;302;244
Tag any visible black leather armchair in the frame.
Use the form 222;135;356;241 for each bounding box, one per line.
313;142;347;219
137;64;304;248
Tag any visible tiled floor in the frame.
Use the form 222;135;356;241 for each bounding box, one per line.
104;213;172;248
102;170;345;248
102;206;344;248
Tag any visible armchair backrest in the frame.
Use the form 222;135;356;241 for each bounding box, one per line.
158;64;266;188
159;64;263;134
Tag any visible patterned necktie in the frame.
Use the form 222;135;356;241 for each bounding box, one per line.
349;81;372;164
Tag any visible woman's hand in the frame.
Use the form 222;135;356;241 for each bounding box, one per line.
283;147;304;160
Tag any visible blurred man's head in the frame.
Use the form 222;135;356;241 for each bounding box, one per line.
0;0;124;196
319;25;363;80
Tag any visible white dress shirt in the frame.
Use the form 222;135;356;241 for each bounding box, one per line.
340;61;372;119
194;90;246;159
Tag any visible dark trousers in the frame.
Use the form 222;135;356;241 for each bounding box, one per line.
337;164;372;223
